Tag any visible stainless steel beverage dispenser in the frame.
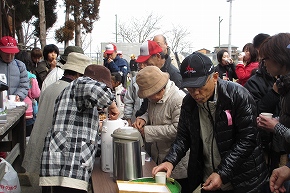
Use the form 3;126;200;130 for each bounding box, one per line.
111;127;143;181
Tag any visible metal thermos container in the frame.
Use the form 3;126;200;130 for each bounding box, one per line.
111;127;143;181
101;119;128;173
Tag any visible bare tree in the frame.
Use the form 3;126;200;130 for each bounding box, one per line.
165;24;191;53
22;18;38;48
118;13;162;43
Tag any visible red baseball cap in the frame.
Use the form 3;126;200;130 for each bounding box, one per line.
0;36;19;54
104;43;117;54
136;40;163;63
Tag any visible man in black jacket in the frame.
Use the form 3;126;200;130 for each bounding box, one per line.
152;52;268;193
152;34;182;88
134;39;183;117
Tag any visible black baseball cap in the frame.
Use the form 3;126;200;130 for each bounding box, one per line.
180;52;214;88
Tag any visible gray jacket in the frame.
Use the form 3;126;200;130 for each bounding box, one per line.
140;81;188;179
123;76;143;122
0;58;29;100
22;79;70;174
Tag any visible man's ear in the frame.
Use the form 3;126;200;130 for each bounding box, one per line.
213;72;219;83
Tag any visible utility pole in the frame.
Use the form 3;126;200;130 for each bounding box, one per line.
227;0;234;57
219;16;223;49
115;14;117;43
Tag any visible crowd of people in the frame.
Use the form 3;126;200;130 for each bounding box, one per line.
0;32;290;193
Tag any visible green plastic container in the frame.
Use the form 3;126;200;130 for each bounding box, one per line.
131;177;181;193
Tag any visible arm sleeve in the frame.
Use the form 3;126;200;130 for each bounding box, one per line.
123;81;134;120
135;98;148;117
35;62;49;84
29;78;41;99
235;63;248;80
107;61;120;72
274;123;290;143
144;103;180;143
15;62;29;100
244;78;280;115
228;63;238;79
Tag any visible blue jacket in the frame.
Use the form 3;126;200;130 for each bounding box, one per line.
0;58;29;100
114;55;128;76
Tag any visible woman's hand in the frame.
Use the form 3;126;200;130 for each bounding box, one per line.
257;115;278;132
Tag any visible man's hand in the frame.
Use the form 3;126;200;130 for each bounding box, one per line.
15;95;20;102
202;172;222;191
107;57;113;63
132;117;146;137
132;117;145;130
108;101;119;120
152;162;174;178
270;166;290;193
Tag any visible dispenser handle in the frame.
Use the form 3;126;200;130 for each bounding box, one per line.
123;120;129;127
102;126;108;133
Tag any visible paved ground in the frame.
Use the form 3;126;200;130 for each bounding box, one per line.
19;172;41;193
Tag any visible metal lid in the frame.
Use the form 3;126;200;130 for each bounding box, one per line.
111;127;143;146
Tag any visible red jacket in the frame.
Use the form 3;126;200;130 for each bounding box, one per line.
235;61;259;86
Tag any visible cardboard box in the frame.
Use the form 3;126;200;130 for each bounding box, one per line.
117;180;170;193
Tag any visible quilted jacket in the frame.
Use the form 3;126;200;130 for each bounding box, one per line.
163;79;268;193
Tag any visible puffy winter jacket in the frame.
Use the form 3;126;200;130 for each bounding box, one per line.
0;58;29;100
161;55;182;89
163;79;268;193
244;66;283;155
276;73;290;153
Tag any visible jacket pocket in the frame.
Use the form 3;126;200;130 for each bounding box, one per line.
80;141;96;171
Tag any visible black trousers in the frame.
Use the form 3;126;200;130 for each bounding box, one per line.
201;189;234;193
175;178;191;193
42;186;87;193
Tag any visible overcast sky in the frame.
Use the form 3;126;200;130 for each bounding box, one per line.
48;0;290;54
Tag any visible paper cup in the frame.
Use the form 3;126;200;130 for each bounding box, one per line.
155;172;166;184
9;95;16;101
141;152;146;166
260;112;273;118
